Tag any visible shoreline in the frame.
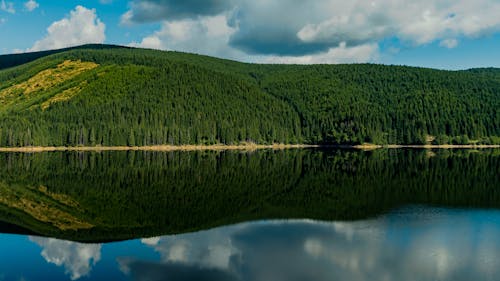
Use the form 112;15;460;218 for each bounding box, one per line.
353;144;500;150
0;144;498;152
0;144;319;153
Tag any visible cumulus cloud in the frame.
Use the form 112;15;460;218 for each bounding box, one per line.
29;236;102;280
128;14;244;60
24;0;38;12
1;0;15;14
121;0;234;25
128;14;377;64
234;0;500;54
30;6;105;52
123;0;500;61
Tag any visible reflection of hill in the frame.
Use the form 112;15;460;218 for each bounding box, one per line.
0;149;498;242
0;183;92;231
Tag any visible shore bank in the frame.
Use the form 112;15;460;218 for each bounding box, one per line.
0;144;319;152
354;144;500;150
0;144;499;152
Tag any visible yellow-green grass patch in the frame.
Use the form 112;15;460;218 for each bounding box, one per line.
0;60;98;103
40;81;88;110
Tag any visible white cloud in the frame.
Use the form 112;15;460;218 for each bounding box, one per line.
439;39;459;49
129;15;379;64
128;14;243;60
0;0;15;14
24;0;38;12
120;10;133;26
264;42;379;64
123;0;500;60
292;0;500;49
29;236;102;280
29;6;105;52
132;36;162;50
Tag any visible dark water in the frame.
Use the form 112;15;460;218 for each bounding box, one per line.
0;149;499;280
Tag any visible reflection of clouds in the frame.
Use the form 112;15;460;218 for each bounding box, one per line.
476;225;499;278
141;237;161;246
29;237;101;280
168;240;189;262
124;207;500;281
140;228;238;271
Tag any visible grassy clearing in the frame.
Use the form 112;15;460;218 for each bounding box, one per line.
40;81;88;110
0;60;98;108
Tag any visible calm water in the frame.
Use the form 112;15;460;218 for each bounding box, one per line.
2;208;500;281
0;149;499;280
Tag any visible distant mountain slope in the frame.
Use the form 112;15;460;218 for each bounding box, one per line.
0;44;498;146
466;67;500;75
0;44;126;71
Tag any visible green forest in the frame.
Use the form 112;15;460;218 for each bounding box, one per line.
0;44;499;146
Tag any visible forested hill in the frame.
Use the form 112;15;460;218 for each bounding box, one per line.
0;44;498;146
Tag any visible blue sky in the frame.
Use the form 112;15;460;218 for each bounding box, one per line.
1;0;500;69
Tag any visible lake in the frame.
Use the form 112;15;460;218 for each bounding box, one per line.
0;149;498;280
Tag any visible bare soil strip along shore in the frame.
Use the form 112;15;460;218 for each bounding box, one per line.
354;144;500;150
0;144;319;152
0;144;498;153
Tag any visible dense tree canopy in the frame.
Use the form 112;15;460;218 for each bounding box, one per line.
0;45;498;146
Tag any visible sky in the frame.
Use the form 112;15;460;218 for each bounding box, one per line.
1;0;500;69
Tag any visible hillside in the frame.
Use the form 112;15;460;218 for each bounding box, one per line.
0;44;499;146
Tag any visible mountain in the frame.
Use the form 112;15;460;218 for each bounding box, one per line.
0;44;499;146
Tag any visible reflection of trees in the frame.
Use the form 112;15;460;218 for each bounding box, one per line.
0;149;498;241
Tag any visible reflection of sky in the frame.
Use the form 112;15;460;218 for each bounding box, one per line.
1;206;500;280
28;237;102;280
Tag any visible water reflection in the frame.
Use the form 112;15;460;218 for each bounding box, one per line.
29;237;102;280
139;228;239;269
119;207;500;281
0;149;498;242
2;207;498;281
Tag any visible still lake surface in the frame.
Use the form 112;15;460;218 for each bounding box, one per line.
0;149;498;280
